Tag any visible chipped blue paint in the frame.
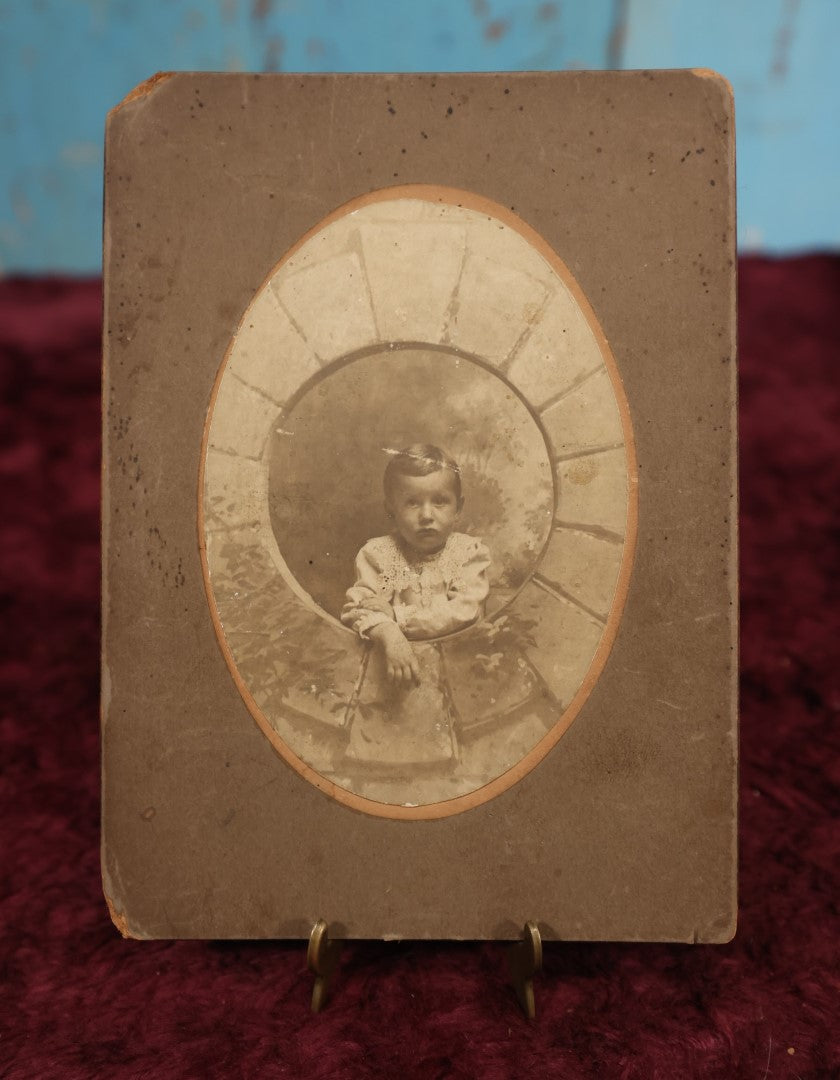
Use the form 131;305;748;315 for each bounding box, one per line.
623;0;840;251
0;0;836;270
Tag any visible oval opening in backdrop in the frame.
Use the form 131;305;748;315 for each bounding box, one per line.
199;186;638;819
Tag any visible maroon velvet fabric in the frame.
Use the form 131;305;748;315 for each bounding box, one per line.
1;261;838;1078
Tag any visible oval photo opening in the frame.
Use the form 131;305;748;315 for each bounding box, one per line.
200;186;637;819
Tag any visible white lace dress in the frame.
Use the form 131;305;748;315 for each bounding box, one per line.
341;532;491;641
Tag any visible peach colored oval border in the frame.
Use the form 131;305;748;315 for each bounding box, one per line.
198;184;639;822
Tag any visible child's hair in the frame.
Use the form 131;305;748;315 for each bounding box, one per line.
383;443;462;503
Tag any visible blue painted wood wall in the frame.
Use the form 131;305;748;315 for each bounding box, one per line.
1;0;837;271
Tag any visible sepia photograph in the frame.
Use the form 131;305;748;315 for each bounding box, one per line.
97;66;741;950
200;187;637;815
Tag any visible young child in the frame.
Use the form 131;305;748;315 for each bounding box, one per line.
341;444;491;685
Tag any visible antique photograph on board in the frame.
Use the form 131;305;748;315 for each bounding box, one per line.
200;186;637;818
103;70;737;942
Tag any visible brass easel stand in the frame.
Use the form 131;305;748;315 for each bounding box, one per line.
506;921;543;1019
307;919;343;1013
307;920;542;1017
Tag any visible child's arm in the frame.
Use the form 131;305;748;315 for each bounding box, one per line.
340;545;396;638
341;544;420;685
397;539;491;639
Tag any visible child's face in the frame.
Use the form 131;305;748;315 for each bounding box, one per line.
387;469;463;555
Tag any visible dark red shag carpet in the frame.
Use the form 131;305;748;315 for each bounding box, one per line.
1;260;838;1078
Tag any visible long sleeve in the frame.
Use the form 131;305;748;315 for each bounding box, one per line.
397;539;491;640
341;543;396;639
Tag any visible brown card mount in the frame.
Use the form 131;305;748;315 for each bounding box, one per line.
102;70;737;943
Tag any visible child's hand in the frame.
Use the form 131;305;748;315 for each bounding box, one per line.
359;596;395;617
369;622;420;686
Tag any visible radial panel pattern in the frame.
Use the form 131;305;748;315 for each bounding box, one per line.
201;190;635;816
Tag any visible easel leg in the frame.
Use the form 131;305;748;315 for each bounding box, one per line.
307;919;343;1013
506;921;543;1019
